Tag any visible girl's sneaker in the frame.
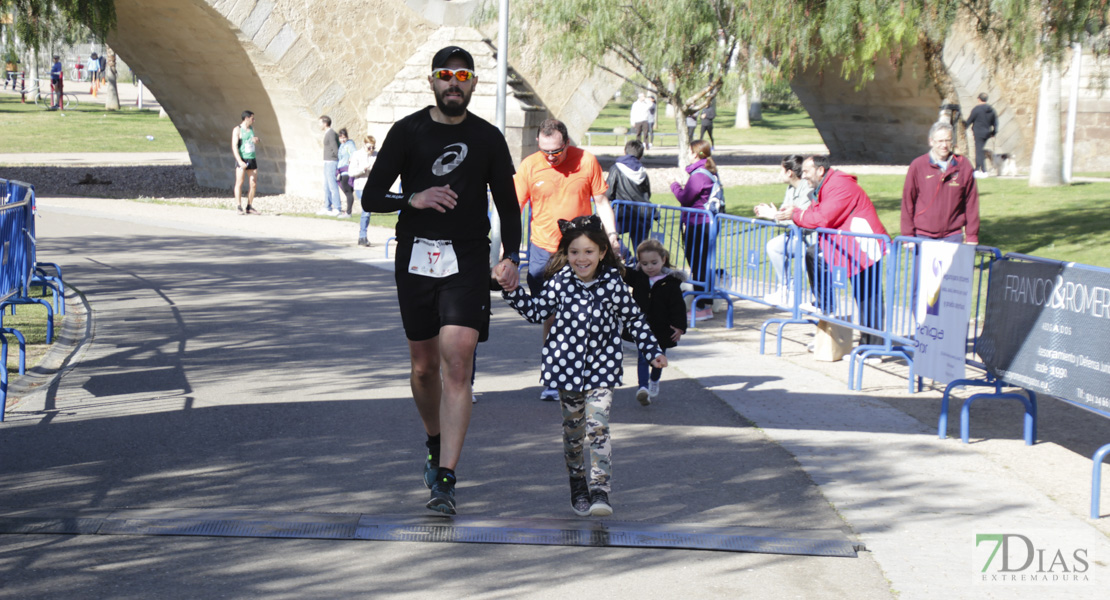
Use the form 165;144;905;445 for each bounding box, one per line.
570;477;591;516
635;387;651;406
647;379;660;399
589;490;613;517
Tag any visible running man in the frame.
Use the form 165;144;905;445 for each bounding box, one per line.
232;110;261;215
362;46;521;515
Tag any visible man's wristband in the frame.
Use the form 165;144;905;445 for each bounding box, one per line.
407;194;416;207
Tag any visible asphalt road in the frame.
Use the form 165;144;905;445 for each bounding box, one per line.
0;206;891;599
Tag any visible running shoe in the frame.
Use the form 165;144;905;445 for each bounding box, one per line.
540;388;559;402
589;490;613;517
570;477;591;516
635;387;651;406
245;205;260;215
426;474;457;515
647;379;660;399
423;452;438;490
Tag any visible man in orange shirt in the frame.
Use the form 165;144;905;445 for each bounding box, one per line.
515;118;617;400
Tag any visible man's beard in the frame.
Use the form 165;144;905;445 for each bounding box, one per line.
435;87;470;117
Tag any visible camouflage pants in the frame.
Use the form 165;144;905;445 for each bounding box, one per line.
559;387;613;493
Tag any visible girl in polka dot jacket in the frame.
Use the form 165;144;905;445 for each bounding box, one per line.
502;214;667;518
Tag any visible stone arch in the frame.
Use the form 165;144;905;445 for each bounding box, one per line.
108;0;433;196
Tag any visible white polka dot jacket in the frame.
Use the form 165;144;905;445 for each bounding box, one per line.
503;264;664;392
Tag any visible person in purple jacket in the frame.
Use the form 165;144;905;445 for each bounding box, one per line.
670;139;718;321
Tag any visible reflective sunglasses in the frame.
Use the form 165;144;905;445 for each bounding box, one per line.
431;68;475;82
541;144;567;158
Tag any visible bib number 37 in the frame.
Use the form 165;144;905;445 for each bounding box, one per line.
409;237;459;278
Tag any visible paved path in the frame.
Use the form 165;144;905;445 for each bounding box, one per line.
1;196;1108;599
1;199;887;599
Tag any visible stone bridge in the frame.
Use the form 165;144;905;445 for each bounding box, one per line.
108;0;618;196
108;1;1109;197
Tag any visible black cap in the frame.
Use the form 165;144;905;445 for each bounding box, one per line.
431;46;475;71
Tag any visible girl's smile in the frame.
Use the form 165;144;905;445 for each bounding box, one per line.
568;235;604;282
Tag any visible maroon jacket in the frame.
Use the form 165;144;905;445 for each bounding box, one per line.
793;169;889;277
900;153;980;243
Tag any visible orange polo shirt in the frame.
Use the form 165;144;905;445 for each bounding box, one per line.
514;146;608;252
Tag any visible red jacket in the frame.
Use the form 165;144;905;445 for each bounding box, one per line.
900;153;979;243
792;169;889;276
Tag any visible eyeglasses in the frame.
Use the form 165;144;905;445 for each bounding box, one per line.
541;145;567;157
431;68;475;82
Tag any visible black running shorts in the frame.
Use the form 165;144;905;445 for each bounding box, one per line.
394;234;491;342
236;158;258;171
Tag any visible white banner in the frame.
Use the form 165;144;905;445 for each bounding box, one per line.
914;241;975;384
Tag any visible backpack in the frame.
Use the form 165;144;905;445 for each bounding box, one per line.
693;168;725;214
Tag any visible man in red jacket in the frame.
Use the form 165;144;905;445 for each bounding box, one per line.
901;122;980;244
786;156;889;345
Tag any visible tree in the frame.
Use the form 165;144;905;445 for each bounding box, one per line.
1;1;115;99
750;1;1108;186
103;44;118;110
523;0;742;165
2;1;114;50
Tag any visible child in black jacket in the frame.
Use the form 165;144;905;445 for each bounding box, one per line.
623;239;687;405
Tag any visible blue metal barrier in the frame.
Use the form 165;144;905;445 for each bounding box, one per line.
613;202;719;328
1;181;54;345
846;237;919;392
947;252;1110;519
0;181;34;422
937;246;1007;436
712;214;811;342
794;226;890;340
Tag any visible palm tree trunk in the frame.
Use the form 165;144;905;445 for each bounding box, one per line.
1029;61;1064;187
104;47;120;111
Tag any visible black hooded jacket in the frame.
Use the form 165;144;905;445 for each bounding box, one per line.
965;104;998;140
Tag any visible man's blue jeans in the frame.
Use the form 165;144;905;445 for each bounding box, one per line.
356;190;370;238
323;160;341;212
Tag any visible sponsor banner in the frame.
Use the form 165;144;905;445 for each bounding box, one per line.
979;259;1110;415
914;241;974;384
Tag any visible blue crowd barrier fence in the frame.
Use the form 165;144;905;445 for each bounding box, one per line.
612;201;719;328
713;213;805;331
0;179;35;422
2;181;55;345
938;252;1110;519
794;226;891;358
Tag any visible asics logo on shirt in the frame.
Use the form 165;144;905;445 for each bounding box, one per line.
432;143;468;176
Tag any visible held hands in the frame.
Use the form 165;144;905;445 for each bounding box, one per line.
651;354;668;369
493;258;519;292
410;185;458;213
669;326;683;344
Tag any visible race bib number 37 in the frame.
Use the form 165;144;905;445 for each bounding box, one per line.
409;237;459;278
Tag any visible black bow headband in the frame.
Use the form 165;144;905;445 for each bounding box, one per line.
558;214;603;234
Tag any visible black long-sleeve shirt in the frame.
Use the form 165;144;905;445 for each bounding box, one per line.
362;107;521;259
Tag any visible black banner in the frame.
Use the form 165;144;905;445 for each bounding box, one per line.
979;259;1110;417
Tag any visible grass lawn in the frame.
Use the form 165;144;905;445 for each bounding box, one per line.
0;93;186;153
588;100;824;147
702;175;1110;268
